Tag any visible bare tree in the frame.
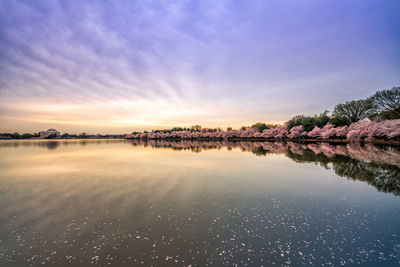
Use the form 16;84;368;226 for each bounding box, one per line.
332;99;374;123
369;87;400;119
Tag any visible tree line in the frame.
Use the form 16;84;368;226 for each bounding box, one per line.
126;87;400;141
286;86;399;131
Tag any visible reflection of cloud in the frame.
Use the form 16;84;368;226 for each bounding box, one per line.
3;139;399;169
1;139;399;194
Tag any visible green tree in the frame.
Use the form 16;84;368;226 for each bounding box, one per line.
191;125;202;132
12;132;21;139
251;122;269;132
329;115;351;126
171;127;184;132
21;133;33;139
79;133;88;138
286;111;330;132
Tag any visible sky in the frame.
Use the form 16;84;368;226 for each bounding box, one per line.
0;0;399;134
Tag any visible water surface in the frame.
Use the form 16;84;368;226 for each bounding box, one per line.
0;140;399;266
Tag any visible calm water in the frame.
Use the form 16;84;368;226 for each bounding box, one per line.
0;140;399;266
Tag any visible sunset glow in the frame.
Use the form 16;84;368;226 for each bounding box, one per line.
1;1;399;133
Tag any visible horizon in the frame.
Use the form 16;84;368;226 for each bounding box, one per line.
1;1;400;134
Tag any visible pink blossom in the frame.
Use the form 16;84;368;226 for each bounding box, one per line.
368;119;400;139
261;128;276;138
125;119;400;141
274;126;288;139
308;126;322;138
346;121;372;141
335;126;348;138
288;125;304;139
239;127;258;138
320;124;336;139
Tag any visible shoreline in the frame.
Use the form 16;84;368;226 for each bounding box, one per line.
125;137;400;145
0;138;126;141
1;137;399;145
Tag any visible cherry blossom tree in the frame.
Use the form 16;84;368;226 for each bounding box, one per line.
346;121;372;141
274;126;288;139
288;125;304;139
125;119;400;142
307;126;322;138
320;124;336;139
335;126;348;138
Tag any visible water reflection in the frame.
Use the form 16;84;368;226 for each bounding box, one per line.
0;139;124;149
2;139;399;195
0;140;399;266
127;140;400;196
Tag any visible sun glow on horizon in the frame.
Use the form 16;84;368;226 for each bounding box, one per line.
0;98;288;134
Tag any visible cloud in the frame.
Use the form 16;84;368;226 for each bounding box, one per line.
0;0;399;133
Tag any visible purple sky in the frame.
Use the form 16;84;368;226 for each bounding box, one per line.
0;0;399;134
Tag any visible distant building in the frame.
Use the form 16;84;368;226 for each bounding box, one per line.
40;128;60;138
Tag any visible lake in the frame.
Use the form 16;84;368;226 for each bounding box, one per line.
0;140;399;266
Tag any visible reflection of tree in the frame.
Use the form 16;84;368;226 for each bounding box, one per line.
286;148;333;169
252;146;269;156
285;147;400;196
43;141;60;150
0;139;125;149
128;139;400;196
4;139;397;195
333;161;400;195
333;159;367;179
